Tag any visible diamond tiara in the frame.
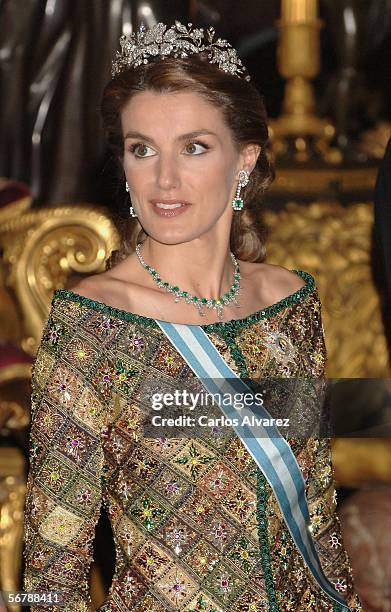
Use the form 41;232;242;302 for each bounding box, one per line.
111;20;250;82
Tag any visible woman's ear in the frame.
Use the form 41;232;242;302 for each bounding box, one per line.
240;144;261;173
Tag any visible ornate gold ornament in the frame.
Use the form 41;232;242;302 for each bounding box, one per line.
0;205;119;354
264;200;390;378
270;0;337;162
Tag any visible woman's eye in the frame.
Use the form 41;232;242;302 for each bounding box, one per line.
184;141;208;155
130;143;155;158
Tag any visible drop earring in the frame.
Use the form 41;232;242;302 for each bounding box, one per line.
232;169;250;211
126;181;137;218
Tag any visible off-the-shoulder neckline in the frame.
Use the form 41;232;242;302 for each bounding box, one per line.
52;269;316;332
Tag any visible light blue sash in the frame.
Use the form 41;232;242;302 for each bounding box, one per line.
156;320;350;610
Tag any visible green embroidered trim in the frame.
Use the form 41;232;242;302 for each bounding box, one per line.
225;337;279;611
52;289;160;330
53;269;315;332
218;325;249;377
202;269;314;332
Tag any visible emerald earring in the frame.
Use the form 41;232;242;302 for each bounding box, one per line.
232;169;250;211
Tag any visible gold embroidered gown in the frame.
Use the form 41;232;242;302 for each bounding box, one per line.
22;270;362;611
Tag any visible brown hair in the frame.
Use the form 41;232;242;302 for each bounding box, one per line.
101;53;274;270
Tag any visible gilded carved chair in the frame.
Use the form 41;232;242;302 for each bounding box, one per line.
0;196;390;609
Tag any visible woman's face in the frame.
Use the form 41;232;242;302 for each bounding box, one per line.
121;89;258;246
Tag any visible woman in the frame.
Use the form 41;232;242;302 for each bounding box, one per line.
22;22;362;611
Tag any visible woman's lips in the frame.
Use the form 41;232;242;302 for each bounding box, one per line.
150;200;191;218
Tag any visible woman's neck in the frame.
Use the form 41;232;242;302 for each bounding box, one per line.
139;237;236;299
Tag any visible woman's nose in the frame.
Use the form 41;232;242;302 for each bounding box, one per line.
155;154;180;190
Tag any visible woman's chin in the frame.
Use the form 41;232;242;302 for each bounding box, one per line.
149;232;199;246
141;214;222;246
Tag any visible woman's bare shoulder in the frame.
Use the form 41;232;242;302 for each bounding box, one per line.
68;274;108;302
242;261;307;303
68;269;144;312
68;251;138;296
262;263;306;291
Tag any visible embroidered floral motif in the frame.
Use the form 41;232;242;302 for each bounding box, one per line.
184;540;220;577
152;341;184;376
37;455;74;494
333;578;347;593
163;516;197;554
94;314;123;338
181;490;213;524
39;505;83;545
44;322;64;346
134;542;171;579
173;441;215;480
63;425;94;463
114;568;145;600
228;537;258;573
131;495;167;532
204;563;242;604
115;359;141;394
128;447;159;483
185;592;222;611
329;533;342;549
47;363;82;406
156;567;197;606
198;462;235;499
128;332;146;354
33;404;64;440
223;485;257;522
